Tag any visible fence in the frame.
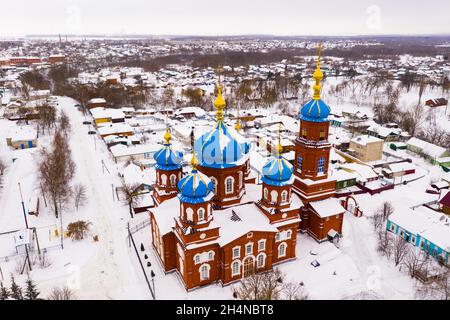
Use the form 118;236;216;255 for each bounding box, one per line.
127;225;155;299
128;218;151;235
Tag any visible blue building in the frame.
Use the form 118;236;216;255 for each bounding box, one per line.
387;207;450;265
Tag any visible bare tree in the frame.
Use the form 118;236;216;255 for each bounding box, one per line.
38;131;76;218
417;269;450;300
376;229;393;259
37;103;56;134
371;212;385;232
379;202;394;221
403;249;429;279
48;286;77;300
73;184;87;210
393;236;410;266
58;110;71;135
281;282;309;300
233;269;309;300
120;183;144;218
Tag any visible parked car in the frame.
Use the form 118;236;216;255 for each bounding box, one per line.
83;121;92;125
88;131;96;135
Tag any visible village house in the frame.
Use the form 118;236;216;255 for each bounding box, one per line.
387;207;450;265
349;135;384;163
6;126;38;149
90;107;125;125
406;137;449;165
97;123;133;138
439;190;450;215
109;143;160;163
381;162;416;180
87;98;107;109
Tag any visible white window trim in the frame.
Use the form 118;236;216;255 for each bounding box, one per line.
278;242;287;258
257;253;266;268
231;260;241;277
198;208;205;222
232;246;241;259
245;242;253;256
225;176;235;194
258;239;266;252
199;263;210;281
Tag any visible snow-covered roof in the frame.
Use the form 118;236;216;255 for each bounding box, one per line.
98;123;133;136
309;198;345;218
110;143;160;158
350;135;383;146
339;163;379;182
407;137;447;159
90;107;125;120
211;203;278;247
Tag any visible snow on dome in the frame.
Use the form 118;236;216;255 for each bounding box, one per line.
177;169;214;204
194;120;250;169
299;99;331;122
262;155;294;186
153;144;183;171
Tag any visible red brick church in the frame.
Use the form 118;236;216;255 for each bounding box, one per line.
149;49;345;290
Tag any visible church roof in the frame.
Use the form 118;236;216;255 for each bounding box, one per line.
153;144;183;171
262;155;294;186
194;120;250;169
299;98;331;122
177;168;214;204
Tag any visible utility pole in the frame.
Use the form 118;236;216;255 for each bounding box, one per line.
18;182;29;229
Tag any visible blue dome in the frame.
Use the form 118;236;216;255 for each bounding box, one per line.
299;99;330;122
153;143;183;171
177;169;214;204
194;120;250;169
262;156;294;187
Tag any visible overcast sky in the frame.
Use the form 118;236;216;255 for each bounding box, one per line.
1;0;449;37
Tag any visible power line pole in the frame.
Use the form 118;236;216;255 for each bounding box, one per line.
18;182;29;229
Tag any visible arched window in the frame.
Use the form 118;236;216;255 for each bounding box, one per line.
211;177;218;194
257;253;266;268
319;129;325;141
281;190;288;202
271;190;278;203
286;230;292;239
301;128;307;139
200;264;210;280
170;174;176;186
263;188;268;200
186;207;194;222
225;177;234;194
318;157;325;174
297;156;303;172
208;251;214;260
232;261;240;276
194;254;200;264
198;208;205;222
278;243;287;258
161;174;167;185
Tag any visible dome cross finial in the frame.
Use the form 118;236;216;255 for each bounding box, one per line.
214;65;226;121
190;150;199;170
235;102;241;131
275;123;283;156
312;43;324;100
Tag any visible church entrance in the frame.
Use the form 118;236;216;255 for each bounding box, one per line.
243;257;255;277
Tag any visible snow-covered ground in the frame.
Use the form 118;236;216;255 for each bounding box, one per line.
0;86;447;300
0;97;151;299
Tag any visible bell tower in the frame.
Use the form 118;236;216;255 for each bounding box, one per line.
293;44;336;208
